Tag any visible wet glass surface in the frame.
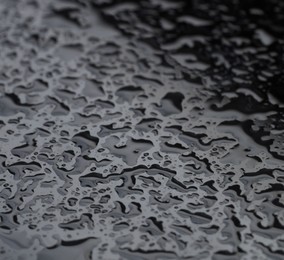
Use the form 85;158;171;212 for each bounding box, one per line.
0;0;284;259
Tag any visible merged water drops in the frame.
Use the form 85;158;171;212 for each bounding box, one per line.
0;0;284;259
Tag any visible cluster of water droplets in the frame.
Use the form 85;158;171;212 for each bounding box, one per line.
0;0;284;259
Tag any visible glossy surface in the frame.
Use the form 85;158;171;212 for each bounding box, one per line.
0;0;284;259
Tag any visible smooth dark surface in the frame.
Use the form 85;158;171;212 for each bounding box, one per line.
0;0;284;259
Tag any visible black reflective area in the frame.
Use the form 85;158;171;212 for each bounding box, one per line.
0;0;284;259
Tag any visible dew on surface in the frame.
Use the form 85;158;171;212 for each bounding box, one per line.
0;0;284;259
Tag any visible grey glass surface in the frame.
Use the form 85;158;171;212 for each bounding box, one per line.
0;0;284;259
